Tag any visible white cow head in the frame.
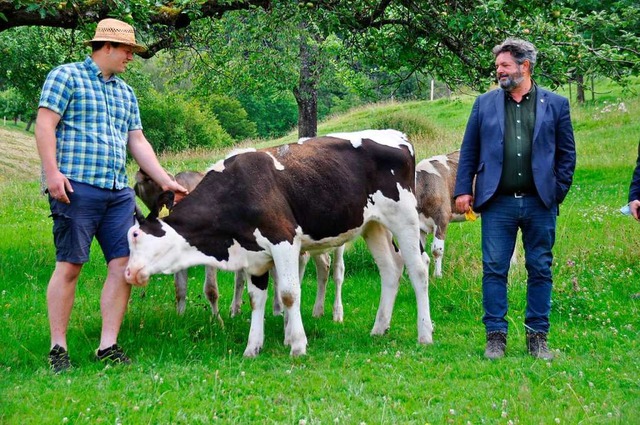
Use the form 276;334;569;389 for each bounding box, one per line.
125;192;208;286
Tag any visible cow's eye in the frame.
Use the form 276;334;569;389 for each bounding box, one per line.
133;231;139;238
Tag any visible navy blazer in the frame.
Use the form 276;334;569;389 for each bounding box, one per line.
629;139;640;203
454;86;576;210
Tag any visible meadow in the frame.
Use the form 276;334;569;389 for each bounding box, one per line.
0;80;639;424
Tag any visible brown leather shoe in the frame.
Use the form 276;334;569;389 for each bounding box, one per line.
484;331;507;359
526;332;554;360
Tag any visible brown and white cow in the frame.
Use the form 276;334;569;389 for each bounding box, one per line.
416;151;518;278
416;150;467;278
125;129;432;357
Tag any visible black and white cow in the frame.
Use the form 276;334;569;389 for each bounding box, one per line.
134;169;219;316
125;129;432;357
135;168;345;321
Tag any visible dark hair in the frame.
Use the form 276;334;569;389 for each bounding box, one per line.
492;38;537;73
91;41;121;52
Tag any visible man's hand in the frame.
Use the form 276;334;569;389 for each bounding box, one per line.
46;171;74;204
162;181;189;204
455;194;474;214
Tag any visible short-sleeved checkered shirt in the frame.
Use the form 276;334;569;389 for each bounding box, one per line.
38;56;143;189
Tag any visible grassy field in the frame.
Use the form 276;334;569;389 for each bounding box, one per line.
0;80;639;424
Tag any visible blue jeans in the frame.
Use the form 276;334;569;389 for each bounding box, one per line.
480;194;557;334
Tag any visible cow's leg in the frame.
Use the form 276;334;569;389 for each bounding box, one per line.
270;266;282;316
362;222;404;336
387;210;434;345
312;252;331;318
332;245;346;322
244;273;269;357
230;270;245;317
174;270;188;315
271;242;307;356
432;218;450;278
431;236;445;278
203;266;222;324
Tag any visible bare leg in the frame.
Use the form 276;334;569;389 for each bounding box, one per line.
98;257;132;350
47;261;82;350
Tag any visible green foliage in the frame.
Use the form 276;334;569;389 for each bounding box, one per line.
201;94;257;141
139;89;233;153
238;91;298;138
0;25;83;122
0;88;27;119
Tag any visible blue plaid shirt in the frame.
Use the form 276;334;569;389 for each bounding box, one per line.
38;56;143;189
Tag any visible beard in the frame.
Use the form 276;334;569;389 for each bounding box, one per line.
497;68;525;92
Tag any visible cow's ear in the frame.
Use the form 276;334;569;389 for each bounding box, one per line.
149;190;175;220
134;168;152;184
134;204;146;224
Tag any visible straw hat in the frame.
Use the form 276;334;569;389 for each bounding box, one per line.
84;18;146;53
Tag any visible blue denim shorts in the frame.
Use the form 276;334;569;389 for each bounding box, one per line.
48;180;136;264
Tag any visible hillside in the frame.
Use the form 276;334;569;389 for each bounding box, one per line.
0;126;40;182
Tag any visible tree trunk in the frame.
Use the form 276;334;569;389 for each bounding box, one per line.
576;74;585;104
294;21;319;139
25;117;35;132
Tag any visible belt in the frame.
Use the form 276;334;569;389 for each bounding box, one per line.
512;191;530;198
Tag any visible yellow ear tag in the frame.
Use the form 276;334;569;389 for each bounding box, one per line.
158;204;170;219
465;207;477;222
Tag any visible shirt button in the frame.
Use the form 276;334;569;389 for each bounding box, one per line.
517;153;522;157
517;136;521;139
518;173;522;176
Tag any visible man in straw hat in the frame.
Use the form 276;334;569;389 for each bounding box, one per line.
35;18;188;372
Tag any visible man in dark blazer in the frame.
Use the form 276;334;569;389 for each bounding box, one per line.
628;140;640;221
454;38;576;360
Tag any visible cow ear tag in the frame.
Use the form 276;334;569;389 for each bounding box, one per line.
465;207;477;222
158;204;171;219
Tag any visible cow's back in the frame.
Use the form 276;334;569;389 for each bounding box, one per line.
165;132;416;257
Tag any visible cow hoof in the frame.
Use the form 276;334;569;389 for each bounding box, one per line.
332;307;344;323
312;304;324;318
176;302;186;316
290;344;307;356
370;325;389;336
243;345;262;357
418;334;434;344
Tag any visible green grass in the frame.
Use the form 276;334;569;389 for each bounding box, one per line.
1;79;640;424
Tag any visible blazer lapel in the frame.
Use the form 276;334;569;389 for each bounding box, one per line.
533;89;548;142
494;89;505;137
